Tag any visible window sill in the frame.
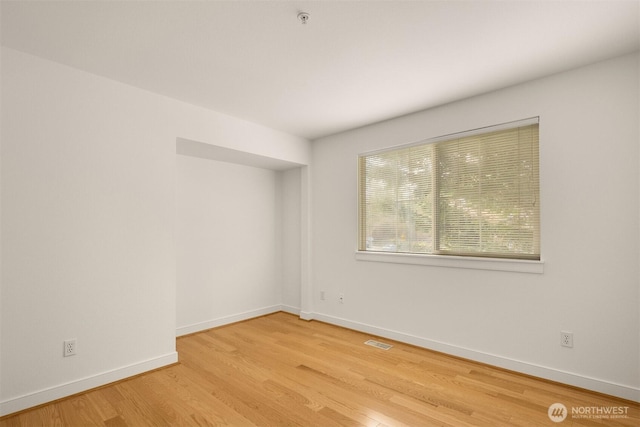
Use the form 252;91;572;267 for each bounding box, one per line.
355;251;544;274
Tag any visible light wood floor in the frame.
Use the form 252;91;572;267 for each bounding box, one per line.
1;312;638;426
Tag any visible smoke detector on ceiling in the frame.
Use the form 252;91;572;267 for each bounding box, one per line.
297;12;310;25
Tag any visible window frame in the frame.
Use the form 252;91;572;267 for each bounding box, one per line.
356;118;544;274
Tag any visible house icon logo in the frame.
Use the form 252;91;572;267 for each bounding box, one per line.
548;403;568;422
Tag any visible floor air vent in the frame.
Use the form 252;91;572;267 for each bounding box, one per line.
364;339;393;350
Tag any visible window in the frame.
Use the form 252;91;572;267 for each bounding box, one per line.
358;118;539;261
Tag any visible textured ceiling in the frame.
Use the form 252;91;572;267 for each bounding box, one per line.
2;1;638;140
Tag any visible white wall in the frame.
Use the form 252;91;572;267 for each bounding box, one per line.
176;156;280;335
0;47;309;415
310;53;639;401
280;167;302;311
175;158;304;336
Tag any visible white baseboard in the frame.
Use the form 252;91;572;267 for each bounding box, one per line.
0;352;178;417
312;313;640;403
280;305;301;316
176;305;286;337
299;310;314;321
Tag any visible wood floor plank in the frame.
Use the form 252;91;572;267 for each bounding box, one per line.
1;312;638;426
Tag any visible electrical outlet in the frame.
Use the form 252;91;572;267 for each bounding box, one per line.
339;293;344;304
320;290;326;301
560;332;573;348
64;339;77;357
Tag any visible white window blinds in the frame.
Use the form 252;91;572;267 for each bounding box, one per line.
358;119;540;260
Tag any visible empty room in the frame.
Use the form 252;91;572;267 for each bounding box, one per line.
1;1;639;425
